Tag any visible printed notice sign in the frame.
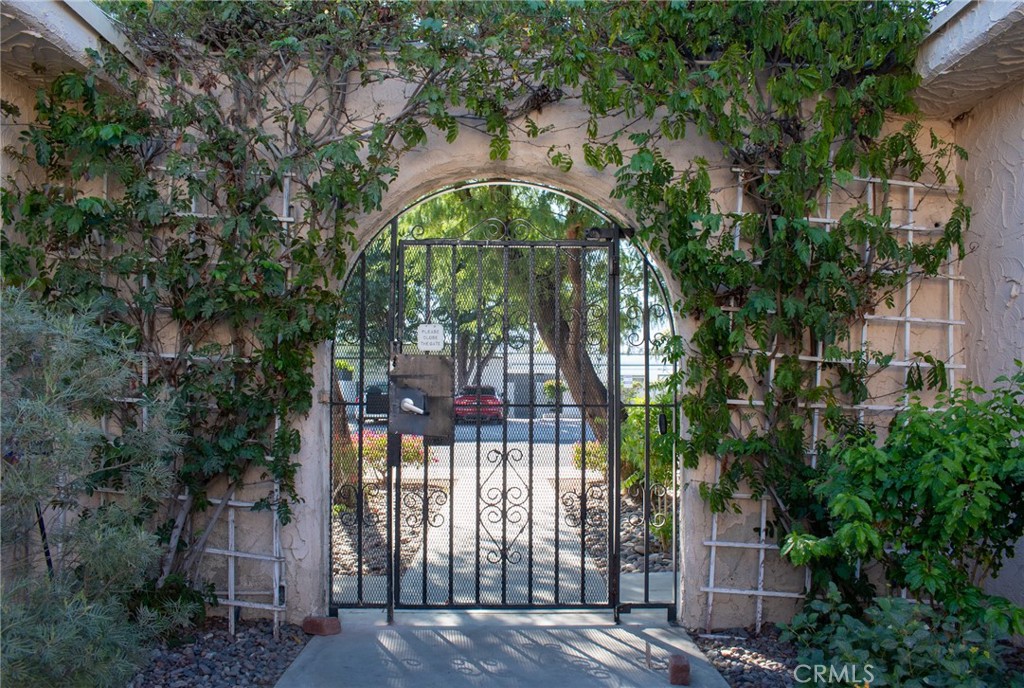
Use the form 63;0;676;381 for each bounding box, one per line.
417;323;445;352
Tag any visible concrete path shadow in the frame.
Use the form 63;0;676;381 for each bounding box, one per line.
275;610;729;688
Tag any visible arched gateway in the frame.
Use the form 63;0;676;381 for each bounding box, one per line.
328;182;679;621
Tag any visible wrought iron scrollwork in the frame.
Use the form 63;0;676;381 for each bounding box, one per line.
333;483;382;527
479;448;529;564
561;483;608;529
402;486;448;528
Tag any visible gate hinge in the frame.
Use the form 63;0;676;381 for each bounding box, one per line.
585;225;619;241
585;225;634;241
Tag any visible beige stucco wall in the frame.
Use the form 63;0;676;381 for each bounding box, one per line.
0;75;37;182
955;81;1024;609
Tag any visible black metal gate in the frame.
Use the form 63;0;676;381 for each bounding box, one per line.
330;209;677;620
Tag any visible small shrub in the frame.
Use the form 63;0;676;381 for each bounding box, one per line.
783;368;1024;633
620;389;675;488
572;440;607;473
542;378;565;403
128;573;216;645
0;289;194;687
782;585;1015;688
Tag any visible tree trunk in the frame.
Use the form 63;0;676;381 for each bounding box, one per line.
532;242;609;445
332;378;356;505
455;332;502;390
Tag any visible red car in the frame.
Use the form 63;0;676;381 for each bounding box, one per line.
454;385;504;423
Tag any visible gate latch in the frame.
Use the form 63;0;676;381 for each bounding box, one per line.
390;385;429;435
400;397;427;415
388;353;454;444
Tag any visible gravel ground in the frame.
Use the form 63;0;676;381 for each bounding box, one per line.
332;482;449;577
691;627;1024;687
126;617;309;688
559;486;674;577
690;627;798;687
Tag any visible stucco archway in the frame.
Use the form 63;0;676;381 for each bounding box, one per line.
280;112;726;623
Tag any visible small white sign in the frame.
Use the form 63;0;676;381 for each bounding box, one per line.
417;323;445;352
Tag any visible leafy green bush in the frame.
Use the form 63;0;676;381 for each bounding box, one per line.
782;585;1016;688
1;289;196;687
620;390;675;488
783;368;1024;634
571;440;607;473
542;378;565;403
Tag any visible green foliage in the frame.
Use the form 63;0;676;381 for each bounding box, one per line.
783;368;1024;633
782;585;1019;688
559;1;970;598
128;573;216;644
621;390;675;488
3;578;152;688
572;440;607;473
542;378;565;402
0;289;195;687
335;429;427;480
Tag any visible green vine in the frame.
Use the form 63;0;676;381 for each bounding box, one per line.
2;1;966;600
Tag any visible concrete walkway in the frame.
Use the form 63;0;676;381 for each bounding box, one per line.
275;610;729;688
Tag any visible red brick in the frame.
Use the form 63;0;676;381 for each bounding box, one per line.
301;616;341;636
668;654;690;685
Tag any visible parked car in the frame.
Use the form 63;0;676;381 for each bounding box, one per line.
350;385;389;421
454;385;504;423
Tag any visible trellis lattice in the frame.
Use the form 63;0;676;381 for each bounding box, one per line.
699;172;963;633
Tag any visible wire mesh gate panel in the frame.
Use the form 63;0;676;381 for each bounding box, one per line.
330;216;677;618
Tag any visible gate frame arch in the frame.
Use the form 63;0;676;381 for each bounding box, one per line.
281;165;716;626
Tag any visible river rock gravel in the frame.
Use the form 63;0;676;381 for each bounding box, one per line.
126;617;309;688
690;627;798;687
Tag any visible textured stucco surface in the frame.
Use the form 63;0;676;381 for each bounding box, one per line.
955;81;1024;608
1;75;38;182
916;0;1024;119
957;82;1024;388
0;0;129;88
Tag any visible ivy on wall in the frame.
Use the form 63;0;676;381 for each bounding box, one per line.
1;0;966;600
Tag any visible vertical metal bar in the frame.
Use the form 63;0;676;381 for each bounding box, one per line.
330;338;337;611
608;234;621;612
553;246;562;605
422;245;432;605
670;372;680;623
356;253;367;604
527;246;536;605
474;246;484;605
643;253;652;604
449;244;457;604
579;246;588;604
386;218;399;622
501;244;510;605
